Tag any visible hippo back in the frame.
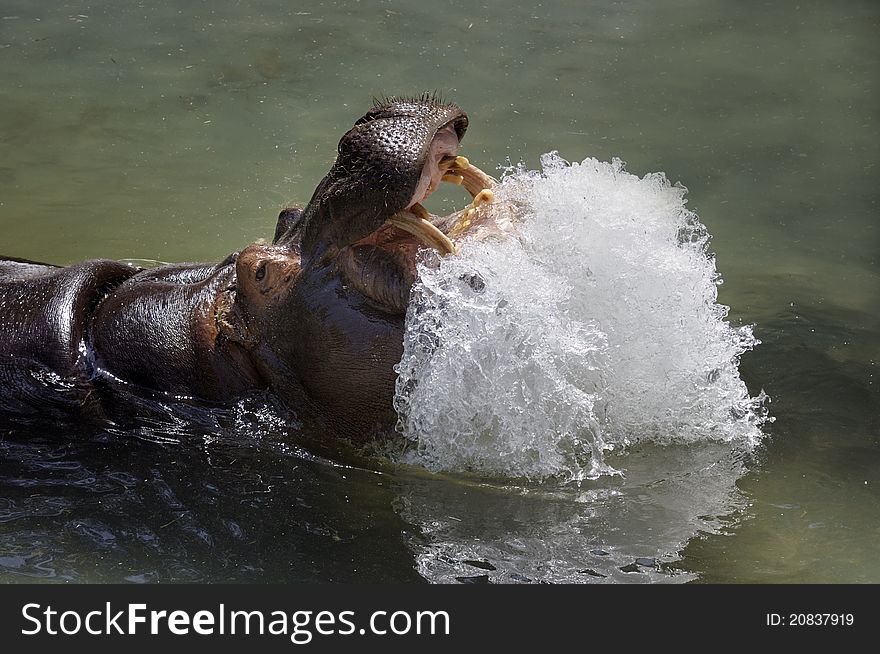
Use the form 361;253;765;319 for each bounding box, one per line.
0;257;138;419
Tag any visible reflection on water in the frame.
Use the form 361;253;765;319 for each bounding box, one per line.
396;442;753;584
1;0;878;583
0;414;424;583
0;406;754;584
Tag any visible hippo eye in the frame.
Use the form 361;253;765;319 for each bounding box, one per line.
255;262;267;281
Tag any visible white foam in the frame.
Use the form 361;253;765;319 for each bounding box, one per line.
394;153;770;480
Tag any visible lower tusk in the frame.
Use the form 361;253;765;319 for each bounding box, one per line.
387;210;457;256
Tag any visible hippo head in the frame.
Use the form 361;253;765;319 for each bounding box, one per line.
216;97;502;438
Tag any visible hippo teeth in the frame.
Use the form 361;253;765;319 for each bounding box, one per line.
439;156;497;198
448;188;496;239
388;158;498;255
437;157;500;238
387;209;457;255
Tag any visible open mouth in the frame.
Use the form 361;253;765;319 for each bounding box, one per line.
336;114;506;313
358;119;499;260
386;154;498;255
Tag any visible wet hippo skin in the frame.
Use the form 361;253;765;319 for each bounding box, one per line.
0;96;504;438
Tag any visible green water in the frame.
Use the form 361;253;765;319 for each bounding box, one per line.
0;0;877;583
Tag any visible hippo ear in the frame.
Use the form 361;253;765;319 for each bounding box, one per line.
273;207;304;248
214;290;257;348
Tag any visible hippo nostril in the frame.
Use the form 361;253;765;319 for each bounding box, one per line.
255;262;267;282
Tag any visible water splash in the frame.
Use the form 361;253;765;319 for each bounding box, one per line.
394;153;771;480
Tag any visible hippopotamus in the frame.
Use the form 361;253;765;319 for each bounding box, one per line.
0;96;508;438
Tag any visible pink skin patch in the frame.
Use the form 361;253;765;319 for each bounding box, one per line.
405;124;460;209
